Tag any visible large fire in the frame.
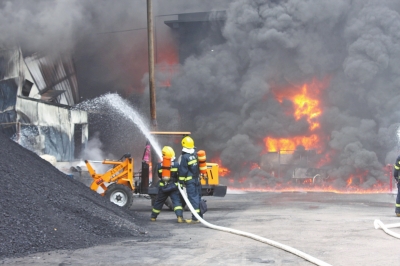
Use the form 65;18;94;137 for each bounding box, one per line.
265;134;321;152
265;78;327;152
218;78;392;194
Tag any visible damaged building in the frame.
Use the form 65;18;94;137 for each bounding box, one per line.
164;11;226;64
0;47;87;162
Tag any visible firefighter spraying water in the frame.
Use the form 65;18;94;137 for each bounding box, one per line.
83;132;227;209
150;146;184;223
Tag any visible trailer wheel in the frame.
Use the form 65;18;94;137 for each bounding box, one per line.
105;184;133;209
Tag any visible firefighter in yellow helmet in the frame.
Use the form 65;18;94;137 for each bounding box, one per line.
393;155;400;217
151;146;184;223
178;136;202;224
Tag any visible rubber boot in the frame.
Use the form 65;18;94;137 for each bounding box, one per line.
395;207;400;217
177;216;184;223
185;219;200;224
150;217;156;221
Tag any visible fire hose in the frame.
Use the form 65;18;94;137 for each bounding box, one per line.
178;185;332;266
374;219;400;238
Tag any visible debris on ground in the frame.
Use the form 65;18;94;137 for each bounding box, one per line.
0;132;144;259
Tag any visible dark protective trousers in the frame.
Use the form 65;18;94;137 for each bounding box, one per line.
185;178;202;220
197;181;203;212
396;182;400;214
151;186;183;218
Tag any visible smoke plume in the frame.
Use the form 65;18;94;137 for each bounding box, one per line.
3;0;400;189
156;0;400;189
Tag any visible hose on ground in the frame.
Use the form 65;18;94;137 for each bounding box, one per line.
178;185;331;266
374;219;400;239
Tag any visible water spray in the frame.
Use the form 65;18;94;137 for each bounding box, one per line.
178;185;332;266
397;126;400;146
75;93;162;159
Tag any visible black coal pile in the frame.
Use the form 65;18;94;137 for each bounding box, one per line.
0;132;143;259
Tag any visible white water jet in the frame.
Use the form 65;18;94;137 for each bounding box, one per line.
397;126;400;146
75;93;162;159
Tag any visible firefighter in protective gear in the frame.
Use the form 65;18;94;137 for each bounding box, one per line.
394;156;400;217
151;146;184;223
179;136;201;224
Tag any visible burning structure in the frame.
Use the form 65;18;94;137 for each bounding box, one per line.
0;1;398;193
0;47;87;161
154;1;400;193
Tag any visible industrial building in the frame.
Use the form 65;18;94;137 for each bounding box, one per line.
0;47;87;162
164;11;226;64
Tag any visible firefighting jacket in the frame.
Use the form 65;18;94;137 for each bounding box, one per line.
157;161;179;184
178;152;199;183
394;156;400;181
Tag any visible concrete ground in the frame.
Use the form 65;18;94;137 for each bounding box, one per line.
1;191;399;266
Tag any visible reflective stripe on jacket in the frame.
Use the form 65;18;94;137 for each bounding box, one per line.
157;161;180;183
178;152;199;182
394;156;400;179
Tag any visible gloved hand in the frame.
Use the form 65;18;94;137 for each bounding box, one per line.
395;176;399;183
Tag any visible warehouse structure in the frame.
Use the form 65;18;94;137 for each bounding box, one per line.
0;47;87;161
164;11;226;64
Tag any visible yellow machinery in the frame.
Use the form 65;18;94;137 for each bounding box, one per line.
85;154;137;209
202;163;220;185
84;132;227;209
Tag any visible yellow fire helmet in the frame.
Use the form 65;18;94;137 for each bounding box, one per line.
181;136;194;149
162;146;175;158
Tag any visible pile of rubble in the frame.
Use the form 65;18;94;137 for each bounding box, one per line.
0;132;143;259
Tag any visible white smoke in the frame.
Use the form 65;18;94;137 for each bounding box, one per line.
81;132;116;173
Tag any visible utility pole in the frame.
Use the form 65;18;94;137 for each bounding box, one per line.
147;0;159;188
147;0;157;130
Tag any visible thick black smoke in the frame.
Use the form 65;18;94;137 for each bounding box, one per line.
156;0;400;189
0;0;228;99
0;0;229;157
2;0;400;189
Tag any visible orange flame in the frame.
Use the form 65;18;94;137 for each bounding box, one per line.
221;77;390;194
157;64;179;88
210;157;231;177
265;134;321;152
250;163;260;170
156;33;179;88
227;164;392;194
315;150;336;168
265;78;328;153
346;169;368;187
292;84;322;130
273;79;326;120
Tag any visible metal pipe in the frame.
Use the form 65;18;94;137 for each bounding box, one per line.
147;0;157;130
